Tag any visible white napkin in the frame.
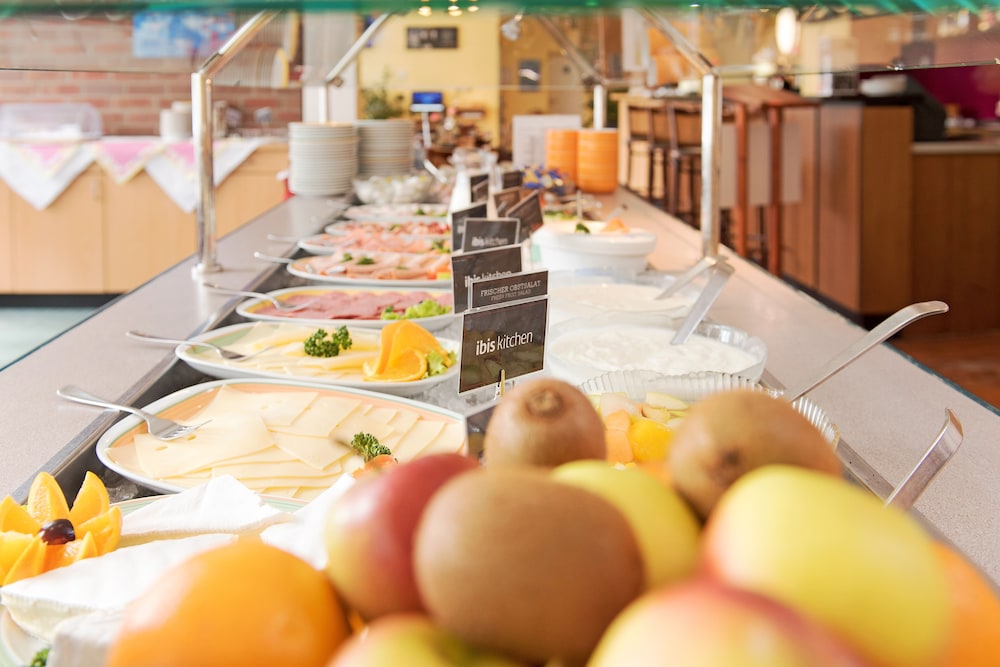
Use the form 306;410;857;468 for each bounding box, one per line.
1;534;236;643
261;474;357;569
120;475;291;546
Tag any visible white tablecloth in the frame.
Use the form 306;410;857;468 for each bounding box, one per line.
0;137;274;212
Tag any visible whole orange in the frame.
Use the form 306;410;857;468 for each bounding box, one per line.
933;542;1000;667
106;539;350;667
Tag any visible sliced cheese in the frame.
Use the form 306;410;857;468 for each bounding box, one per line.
392;420;447;461
418;421;468;457
131;411;273;478
270;396;363;437
272;432;352;470
191;385;318;427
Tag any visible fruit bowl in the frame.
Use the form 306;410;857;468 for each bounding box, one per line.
577;369;839;447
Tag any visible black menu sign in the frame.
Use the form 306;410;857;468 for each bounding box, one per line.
449;245;523;313
471;173;491;203
460;298;548;393
505;190;544;241
450;202;488;253
493;186;522;217
461;218;521;253
468;270;548;310
501;169;524;190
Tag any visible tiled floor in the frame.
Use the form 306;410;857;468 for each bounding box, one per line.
0;307;97;369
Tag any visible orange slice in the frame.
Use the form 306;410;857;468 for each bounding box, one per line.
3;535;45;586
0;531;37;583
26;471;70;524
363;321;405;377
44;530;98;572
368;348;428;383
68;471;111;527
602;217;630;233
78;505;123;554
0;496;41;534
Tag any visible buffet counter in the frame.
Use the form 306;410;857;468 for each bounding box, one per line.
1;189;998;587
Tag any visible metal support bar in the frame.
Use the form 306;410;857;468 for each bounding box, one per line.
533;15;609;129
638;9;722;259
192;10;278;276
319;12;397;122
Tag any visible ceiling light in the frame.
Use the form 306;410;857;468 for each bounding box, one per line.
501;11;524;41
418;5;432;15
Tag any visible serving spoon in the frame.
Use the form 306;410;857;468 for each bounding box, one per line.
780;300;950;403
125;330;275;362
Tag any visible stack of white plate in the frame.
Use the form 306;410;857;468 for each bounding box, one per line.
356;119;414;178
288;122;358;196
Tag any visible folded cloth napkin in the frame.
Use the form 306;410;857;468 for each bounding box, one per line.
120;475;291;547
1;533;236;643
261;473;356;569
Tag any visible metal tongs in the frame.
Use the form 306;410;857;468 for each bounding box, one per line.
885;409;964;511
669;256;734;345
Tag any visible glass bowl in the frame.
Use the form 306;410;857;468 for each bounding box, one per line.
577;369;839;446
546;316;767;386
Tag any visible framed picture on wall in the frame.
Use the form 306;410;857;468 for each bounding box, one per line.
407;27;459;49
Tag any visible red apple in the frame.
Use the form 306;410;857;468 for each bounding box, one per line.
588;579;868;667
327;614;528;666
324;453;479;620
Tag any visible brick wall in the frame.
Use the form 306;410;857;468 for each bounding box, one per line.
0;15;301;136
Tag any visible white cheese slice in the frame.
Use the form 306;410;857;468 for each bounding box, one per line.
46;609;124;667
130;411;274;478
1;533;236;642
119;476;291;547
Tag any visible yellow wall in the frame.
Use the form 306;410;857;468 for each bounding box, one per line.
359;11;501;145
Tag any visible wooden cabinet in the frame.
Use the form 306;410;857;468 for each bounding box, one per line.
9;166;105;294
102;171;196;294
908;151;1000;335
816;103;913;318
3;143;288;295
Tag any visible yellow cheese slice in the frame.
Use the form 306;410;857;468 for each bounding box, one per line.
208;458;336;480
133;411;274;478
329;411;396;450
272;432;352;470
419;421;467;457
270;396;363;437
391;420;447;461
191;386;318;427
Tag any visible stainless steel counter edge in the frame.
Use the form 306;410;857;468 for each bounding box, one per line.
2;189;998;587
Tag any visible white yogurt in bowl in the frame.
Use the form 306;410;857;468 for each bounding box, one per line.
546;321;767;385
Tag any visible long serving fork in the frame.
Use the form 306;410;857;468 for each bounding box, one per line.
201;282;317;313
56;386;207;441
125;330;275;362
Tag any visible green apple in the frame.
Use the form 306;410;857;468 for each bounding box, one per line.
588;580;868;666
551;460;700;590
328;614;528;666
702;465;951;667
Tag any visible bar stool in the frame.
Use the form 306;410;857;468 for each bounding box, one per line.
663;104;702;226
625;103;670;201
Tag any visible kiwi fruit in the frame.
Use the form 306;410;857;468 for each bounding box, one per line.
668;389;842;520
413;467;643;664
483;377;606;468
